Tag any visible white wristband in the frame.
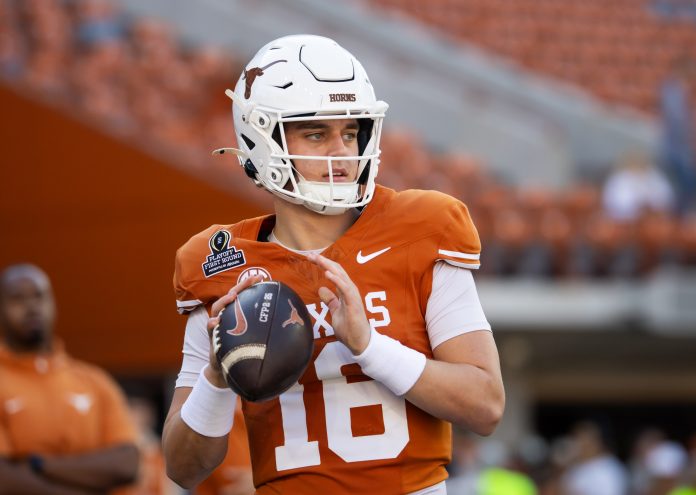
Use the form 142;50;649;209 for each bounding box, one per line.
180;366;237;438
353;329;427;396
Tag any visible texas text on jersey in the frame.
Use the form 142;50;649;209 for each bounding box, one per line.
173;185;481;494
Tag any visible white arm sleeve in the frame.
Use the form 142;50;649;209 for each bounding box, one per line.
425;261;491;350
176;306;211;388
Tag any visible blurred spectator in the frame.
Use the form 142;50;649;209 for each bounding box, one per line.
0;263;139;493
559;420;628;495
660;55;696;215
671;484;696;494
602;151;676;222
516;434;552;488
538;435;578;495
476;467;537;495
669;433;696;495
644;441;689;495
629;428;667;495
447;431;482;494
448;433;538;495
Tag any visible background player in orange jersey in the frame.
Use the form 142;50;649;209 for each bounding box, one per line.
0;264;140;495
163;34;505;495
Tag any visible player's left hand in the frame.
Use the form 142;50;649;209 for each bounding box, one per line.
205;274;265;387
307;252;371;355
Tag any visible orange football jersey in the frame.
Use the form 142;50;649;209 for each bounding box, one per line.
174;185;481;494
0;343;137;459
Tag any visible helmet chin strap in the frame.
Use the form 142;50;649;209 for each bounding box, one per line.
297;181;360;215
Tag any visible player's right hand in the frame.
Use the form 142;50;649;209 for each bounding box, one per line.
307;252;371;355
205;275;264;387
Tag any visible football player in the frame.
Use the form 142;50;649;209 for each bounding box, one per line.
163;35;504;495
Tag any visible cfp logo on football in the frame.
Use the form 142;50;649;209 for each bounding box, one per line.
259;292;273;323
237;267;272;284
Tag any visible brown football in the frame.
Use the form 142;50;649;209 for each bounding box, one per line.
213;281;313;402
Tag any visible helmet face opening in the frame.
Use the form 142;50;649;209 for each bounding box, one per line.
225;35;389;215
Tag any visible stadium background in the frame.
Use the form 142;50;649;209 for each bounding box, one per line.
1;0;695;492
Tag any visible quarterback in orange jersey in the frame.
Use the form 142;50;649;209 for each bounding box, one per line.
163;35;505;495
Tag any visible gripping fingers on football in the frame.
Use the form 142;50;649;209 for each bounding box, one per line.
206;274;264;378
207;274;264;333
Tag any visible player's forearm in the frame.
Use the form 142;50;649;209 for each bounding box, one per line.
406;359;505;435
39;443;139;491
0;459;98;495
162;412;229;488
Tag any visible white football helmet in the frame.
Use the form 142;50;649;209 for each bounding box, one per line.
213;34;388;215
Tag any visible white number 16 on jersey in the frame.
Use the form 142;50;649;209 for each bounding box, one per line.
274;340;409;470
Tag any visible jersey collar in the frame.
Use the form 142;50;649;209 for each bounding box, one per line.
235;185;395;263
0;340;69;374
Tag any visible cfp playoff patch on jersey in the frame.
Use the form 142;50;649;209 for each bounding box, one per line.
202;230;246;278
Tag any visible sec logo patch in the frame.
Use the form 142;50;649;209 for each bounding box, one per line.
237;267;272;284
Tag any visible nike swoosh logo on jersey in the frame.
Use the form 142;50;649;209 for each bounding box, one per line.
356;247;391;264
